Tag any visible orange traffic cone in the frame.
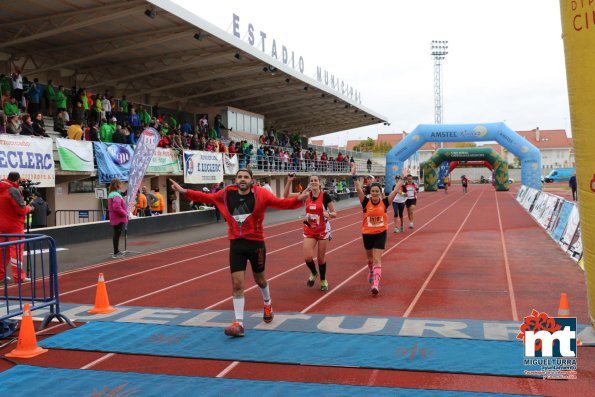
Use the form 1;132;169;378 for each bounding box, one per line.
558;293;570;317
88;273;116;314
6;304;48;358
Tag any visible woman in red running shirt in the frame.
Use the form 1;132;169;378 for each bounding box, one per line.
284;174;337;291
353;171;402;295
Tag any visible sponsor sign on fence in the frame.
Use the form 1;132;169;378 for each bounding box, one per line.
55;138;94;172
183;151;223;184
0;135;55;187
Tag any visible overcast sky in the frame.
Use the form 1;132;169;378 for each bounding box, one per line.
173;0;570;146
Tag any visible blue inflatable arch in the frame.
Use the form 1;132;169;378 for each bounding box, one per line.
385;122;542;190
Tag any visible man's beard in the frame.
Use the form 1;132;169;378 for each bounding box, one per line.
238;183;250;193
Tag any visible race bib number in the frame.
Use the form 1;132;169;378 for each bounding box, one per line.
307;213;320;227
366;216;384;228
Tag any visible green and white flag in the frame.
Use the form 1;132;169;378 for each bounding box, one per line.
56;138;94;172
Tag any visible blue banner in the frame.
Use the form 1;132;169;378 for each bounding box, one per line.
437;161;450;189
93;142;134;184
126;128;159;214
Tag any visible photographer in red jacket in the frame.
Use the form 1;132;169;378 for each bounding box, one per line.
0;172;34;283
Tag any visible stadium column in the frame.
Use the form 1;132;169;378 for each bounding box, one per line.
560;1;595;329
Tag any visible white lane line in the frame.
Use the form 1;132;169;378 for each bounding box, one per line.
402;190;485;318
495;190;519;321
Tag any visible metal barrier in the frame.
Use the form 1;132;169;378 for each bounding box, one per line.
54;209;106;226
1;234;73;329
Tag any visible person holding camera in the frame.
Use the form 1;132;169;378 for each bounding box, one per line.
0;172;34;283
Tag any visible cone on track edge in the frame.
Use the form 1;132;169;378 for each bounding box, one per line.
88;273;116;314
558;292;570;317
6;304;48;359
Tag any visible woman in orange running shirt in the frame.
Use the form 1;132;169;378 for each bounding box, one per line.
353;168;402;295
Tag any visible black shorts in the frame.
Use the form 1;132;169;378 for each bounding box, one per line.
362;231;387;250
392;202;405;217
406;199;417;208
229;239;266;274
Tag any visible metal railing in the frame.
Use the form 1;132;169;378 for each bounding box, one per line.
54;209;106;226
1;234;73;329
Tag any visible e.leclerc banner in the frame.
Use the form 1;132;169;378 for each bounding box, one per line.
55;138;94;172
126;127;159;214
93;142;134;184
183;150;223;184
0;135;55;187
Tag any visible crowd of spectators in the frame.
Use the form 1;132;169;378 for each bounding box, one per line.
1;71;360;175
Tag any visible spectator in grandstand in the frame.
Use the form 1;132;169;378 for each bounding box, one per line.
214;114;224;138
26;78;41;115
3;95;19;117
100;117;116;143
120;95;129;115
88;121;100;141
67;122;83;140
128;107;141;133
19;114;36;136
44;80;56;116
199;114;208;133
112;125;127;144
367;158;372;173
54;85;67;114
53;111;67;137
101;95;112;120
72;100;85;126
80;88;89;123
107;178;128;258
0;115;6;134
0;171;33;283
284;173;336;291
31;113;48;137
11;70;23;109
169;169;308;337
93;94;102;123
29;191;51;229
6;114;21;135
353;168;402;295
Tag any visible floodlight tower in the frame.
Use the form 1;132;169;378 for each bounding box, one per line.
431;40;448;125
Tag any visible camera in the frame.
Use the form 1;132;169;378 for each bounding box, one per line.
19;179;40;202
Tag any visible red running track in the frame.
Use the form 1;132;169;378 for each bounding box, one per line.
1;185;592;396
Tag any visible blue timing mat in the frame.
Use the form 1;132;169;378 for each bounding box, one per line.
39;322;539;376
0;365;535;397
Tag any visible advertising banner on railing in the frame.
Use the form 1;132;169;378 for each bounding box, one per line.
560;205;580;250
55;138;94;172
147;148;181;174
183;150;223;184
552;201;575;242
223;154;239;175
126;127;160;214
93;142;134;184
0;135;55;187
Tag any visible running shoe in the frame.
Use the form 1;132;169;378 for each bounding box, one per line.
306;272;317;287
371;285;380;295
112;251;124;259
224;321;245;337
400;227;404;232
394;227;400;233
320;279;329;291
263;303;274;323
409;222;414;229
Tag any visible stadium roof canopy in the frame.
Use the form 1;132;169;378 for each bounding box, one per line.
0;0;387;138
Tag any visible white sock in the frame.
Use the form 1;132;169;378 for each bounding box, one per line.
260;284;271;304
232;296;245;325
